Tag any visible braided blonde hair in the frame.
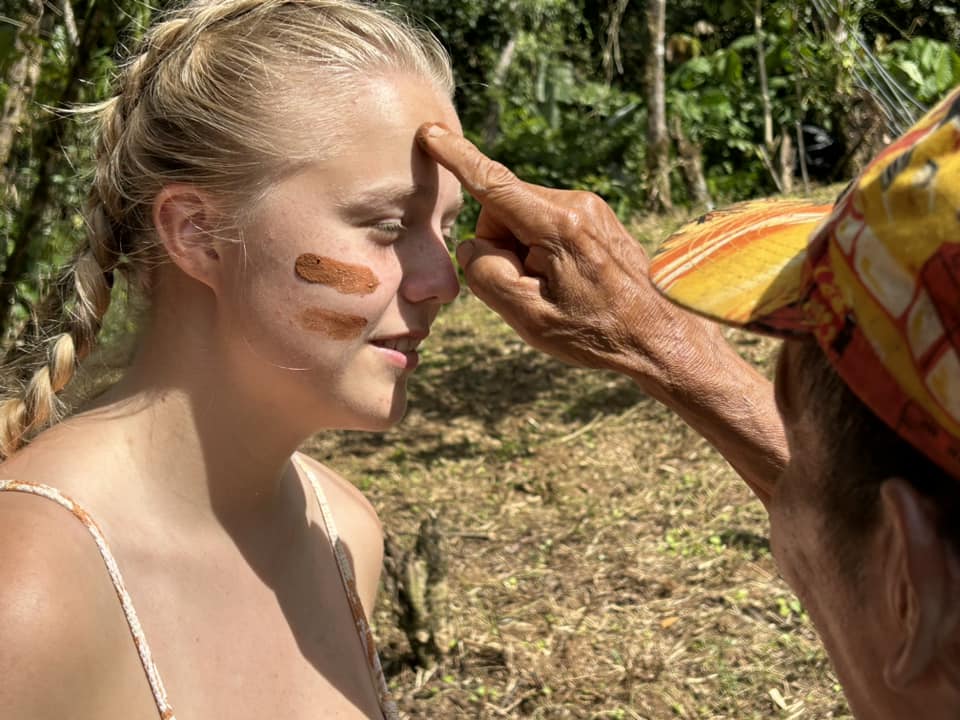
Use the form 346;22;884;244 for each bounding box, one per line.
0;0;454;458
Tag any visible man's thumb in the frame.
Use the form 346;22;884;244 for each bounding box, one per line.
457;236;545;323
455;239;476;268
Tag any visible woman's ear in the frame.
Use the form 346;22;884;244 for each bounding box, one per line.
153;185;228;292
881;477;960;692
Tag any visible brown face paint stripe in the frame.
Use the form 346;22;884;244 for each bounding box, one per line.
299;307;368;340
295;253;379;295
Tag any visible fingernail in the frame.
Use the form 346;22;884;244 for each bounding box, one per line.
425;122;449;138
456;239;475;266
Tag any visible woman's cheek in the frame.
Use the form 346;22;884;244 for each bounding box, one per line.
291;252;390;341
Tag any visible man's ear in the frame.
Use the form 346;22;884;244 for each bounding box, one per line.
881;477;960;691
153;185;228;292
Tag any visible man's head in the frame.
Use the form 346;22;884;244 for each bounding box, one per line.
770;337;960;717
651;85;960;716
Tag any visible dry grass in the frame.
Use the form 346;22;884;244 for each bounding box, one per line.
306;290;852;720
76;198;851;718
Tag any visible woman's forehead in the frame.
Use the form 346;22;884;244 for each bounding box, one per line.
289;75;459;186
311;74;459;149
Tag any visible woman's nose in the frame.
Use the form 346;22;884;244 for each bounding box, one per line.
400;231;461;305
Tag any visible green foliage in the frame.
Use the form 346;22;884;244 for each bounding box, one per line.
403;0;960;218
667;42;760;199
490;64;648;218
399;0;655;220
880;37;960;104
3;0;959;344
0;0;151;342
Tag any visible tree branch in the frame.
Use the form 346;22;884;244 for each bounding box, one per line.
0;0;45;184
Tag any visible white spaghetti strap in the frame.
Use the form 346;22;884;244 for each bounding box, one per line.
293;456;398;720
0;480;176;720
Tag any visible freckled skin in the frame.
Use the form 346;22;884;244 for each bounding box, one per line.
295;254;380;295
299;307;368;340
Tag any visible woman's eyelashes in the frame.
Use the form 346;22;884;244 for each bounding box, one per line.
371;221;406;244
370;221;456;246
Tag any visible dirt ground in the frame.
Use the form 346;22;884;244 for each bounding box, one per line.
307;288;852;720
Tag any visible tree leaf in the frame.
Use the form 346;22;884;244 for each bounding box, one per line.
896;59;924;86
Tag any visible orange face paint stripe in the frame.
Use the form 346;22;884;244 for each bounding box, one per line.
299;307;368;340
295;254;379;295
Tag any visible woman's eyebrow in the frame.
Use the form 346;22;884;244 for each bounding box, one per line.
339;183;464;216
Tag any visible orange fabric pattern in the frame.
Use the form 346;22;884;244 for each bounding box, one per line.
650;83;960;480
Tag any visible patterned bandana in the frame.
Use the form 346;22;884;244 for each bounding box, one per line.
650;84;960;479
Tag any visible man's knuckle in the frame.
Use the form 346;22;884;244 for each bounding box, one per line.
575;191;608;216
481;161;516;193
554;192;598;233
557;207;583;235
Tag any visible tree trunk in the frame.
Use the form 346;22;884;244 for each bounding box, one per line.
669;117;712;209
482;33;519;148
60;0;80;47
794;73;810;194
838;90;887;179
754;0;774;153
0;0;46;185
603;0;630;84
778;129;794;194
645;0;671;213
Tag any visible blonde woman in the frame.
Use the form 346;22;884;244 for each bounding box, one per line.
0;2;462;718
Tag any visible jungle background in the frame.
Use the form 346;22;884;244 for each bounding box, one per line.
2;0;959;717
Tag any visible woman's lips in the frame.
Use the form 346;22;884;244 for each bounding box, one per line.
369;333;426;371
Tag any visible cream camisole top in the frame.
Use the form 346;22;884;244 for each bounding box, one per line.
0;455;397;720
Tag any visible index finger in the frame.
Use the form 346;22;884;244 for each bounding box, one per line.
416;123;557;244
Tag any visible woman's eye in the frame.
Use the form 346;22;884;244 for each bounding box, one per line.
371;222;406;244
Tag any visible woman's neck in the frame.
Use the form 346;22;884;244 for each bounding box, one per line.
85;287;312;535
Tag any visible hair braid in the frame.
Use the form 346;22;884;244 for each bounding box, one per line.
0;211;120;458
0;11;203;459
0;0;454;459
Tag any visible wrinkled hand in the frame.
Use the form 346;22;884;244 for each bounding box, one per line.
417;124;787;501
417;123;699;378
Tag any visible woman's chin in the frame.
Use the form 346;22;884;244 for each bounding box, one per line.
353;413;403;433
346;393;408;432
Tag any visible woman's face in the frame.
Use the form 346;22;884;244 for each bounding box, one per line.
217;74;463;433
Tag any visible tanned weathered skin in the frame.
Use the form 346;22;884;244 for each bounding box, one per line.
417;123;789;503
295;254;379;295
299;306;368;340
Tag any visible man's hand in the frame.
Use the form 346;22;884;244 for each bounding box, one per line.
418;123;701;381
417;123;788;504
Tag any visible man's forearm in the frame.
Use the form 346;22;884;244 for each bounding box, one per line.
612;305;787;506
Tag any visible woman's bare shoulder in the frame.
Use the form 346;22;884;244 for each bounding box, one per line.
0;490;139;717
294;452;384;615
295;452;382;534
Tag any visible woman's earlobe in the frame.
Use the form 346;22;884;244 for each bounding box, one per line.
152;185;225;290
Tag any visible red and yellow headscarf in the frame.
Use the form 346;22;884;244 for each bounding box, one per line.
650;85;960;478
